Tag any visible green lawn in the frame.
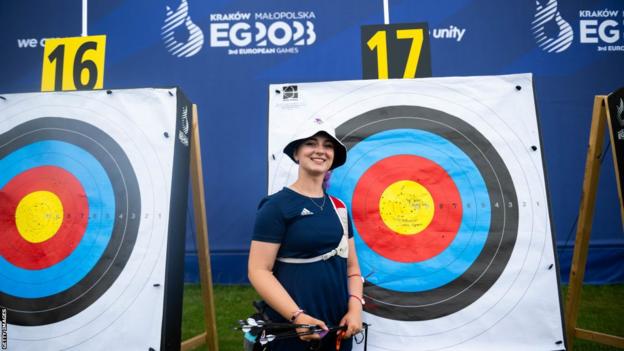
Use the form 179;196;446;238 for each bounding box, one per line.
182;285;259;351
562;285;624;351
182;284;624;351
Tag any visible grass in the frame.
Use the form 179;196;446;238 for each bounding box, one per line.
562;285;624;351
182;285;259;351
182;284;624;351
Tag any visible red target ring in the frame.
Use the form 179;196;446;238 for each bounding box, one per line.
352;155;462;262
0;166;88;270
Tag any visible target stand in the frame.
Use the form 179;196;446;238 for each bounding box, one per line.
565;93;624;350
0;88;216;351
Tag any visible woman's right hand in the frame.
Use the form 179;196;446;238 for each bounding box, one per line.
294;313;328;341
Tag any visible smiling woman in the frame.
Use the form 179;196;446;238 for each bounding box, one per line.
247;120;363;351
290;134;335;175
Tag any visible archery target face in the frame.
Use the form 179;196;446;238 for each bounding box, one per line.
268;75;564;350
0;89;182;350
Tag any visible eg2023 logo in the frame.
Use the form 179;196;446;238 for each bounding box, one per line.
162;0;316;57
532;0;624;53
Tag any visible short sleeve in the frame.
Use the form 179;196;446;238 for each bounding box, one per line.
252;197;286;244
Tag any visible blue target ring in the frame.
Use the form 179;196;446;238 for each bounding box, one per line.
329;129;491;292
0;140;114;298
327;106;518;321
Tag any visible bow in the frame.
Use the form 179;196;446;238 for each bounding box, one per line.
238;317;347;345
238;317;369;351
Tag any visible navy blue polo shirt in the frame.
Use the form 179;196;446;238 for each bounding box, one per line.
252;187;354;351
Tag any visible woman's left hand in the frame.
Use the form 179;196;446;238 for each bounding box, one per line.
339;307;363;339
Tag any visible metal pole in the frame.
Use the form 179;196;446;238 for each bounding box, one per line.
383;0;390;24
82;0;88;36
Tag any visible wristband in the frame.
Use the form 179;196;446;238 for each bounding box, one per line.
290;309;305;322
349;294;365;305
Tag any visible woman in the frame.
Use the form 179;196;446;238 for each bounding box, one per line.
248;123;364;351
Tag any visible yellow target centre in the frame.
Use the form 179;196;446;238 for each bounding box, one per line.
15;191;64;243
379;180;435;235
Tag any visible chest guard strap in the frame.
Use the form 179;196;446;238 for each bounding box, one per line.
276;195;349;264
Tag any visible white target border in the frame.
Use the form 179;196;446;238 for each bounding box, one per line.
0;89;179;350
268;74;565;350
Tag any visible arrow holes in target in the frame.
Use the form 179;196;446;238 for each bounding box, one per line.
328;105;518;321
0;117;140;326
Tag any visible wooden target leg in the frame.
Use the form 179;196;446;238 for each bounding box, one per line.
181;105;219;351
564;96;624;350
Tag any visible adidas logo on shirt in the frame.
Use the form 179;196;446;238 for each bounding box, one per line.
300;208;314;216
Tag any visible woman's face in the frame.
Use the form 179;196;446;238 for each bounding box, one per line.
294;133;335;175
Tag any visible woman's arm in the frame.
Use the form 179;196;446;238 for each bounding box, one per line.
340;238;364;338
248;240;328;340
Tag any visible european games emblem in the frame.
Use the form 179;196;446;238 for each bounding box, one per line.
162;0;204;58
178;106;190;147
616;98;624;127
532;0;573;53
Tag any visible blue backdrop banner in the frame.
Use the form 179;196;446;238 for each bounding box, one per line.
1;0;623;284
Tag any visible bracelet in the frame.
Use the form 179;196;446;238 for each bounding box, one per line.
290;309;305;322
349;294;365;305
348;273;365;283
